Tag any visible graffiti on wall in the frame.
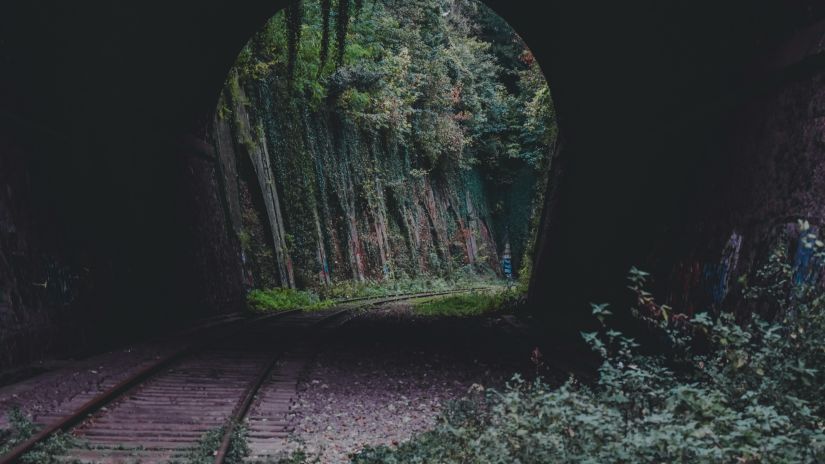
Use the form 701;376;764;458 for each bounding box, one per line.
668;220;825;317
669;231;742;316
791;221;824;286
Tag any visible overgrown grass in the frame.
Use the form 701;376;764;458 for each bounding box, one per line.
413;289;512;317
247;288;334;312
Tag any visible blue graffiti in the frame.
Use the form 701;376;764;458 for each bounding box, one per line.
701;232;742;309
792;230;822;286
502;258;512;280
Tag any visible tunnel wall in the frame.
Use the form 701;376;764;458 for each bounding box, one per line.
0;119;248;370
651;19;825;317
529;10;825;330
0;121;84;368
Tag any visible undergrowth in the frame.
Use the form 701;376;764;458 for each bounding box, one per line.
317;274;501;301
348;230;825;463
170;425;249;464
249;275;505;312
0;408;79;463
413;288;514;317
247;288;334;312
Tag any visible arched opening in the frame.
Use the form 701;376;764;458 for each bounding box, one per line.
206;0;558;310
3;0;825;462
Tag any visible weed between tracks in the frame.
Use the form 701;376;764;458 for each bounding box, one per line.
169;425;250;464
0;408;78;463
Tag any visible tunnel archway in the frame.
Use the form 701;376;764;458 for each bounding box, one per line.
202;0;558;302
0;0;818;367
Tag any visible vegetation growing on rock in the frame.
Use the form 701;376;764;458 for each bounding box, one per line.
210;0;556;294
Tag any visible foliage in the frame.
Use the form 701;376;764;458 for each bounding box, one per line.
221;0;557;289
247;288;334;311
250;275;503;311
19;433;78;464
350;234;825;463
0;408;79;463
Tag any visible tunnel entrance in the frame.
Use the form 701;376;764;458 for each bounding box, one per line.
7;0;824;461
208;0;557;311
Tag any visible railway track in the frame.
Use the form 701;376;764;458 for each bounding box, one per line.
0;288;482;463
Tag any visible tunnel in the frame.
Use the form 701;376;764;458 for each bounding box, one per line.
2;0;825;460
2;0;821;360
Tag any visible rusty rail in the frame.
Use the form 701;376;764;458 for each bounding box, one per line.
0;309;300;464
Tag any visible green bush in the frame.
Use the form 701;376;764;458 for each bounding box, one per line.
352;235;825;463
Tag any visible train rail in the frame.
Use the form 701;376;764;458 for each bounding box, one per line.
0;288;481;463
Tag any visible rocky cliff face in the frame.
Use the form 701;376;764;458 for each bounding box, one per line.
208;80;524;290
